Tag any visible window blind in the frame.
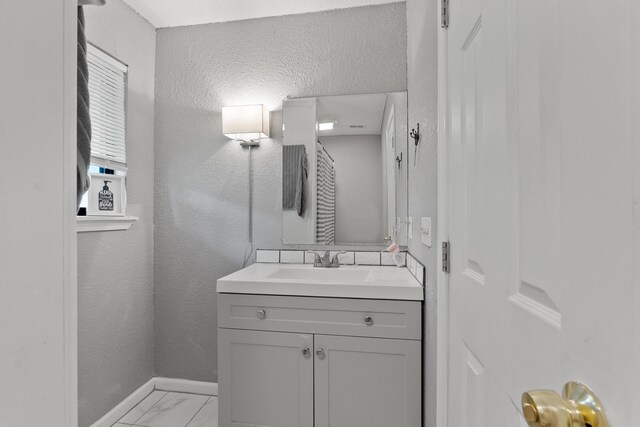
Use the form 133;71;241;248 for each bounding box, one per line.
87;44;128;170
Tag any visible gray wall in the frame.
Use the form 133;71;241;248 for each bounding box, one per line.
79;1;156;425
406;0;439;426
320;135;384;244
154;3;407;381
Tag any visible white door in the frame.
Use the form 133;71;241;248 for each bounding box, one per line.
446;0;639;424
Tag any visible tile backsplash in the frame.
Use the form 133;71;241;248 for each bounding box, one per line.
279;250;305;264
255;250;279;263
381;252;406;266
255;249;425;286
355;251;382;265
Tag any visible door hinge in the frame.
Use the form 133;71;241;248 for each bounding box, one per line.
442;241;450;273
441;0;449;28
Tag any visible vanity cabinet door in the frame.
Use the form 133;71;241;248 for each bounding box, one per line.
314;335;421;427
218;329;314;427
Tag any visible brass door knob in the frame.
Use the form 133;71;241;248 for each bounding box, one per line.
521;382;608;427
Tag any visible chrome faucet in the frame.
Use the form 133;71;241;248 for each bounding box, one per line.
307;251;346;268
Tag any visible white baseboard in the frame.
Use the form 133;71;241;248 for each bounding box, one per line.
91;377;218;427
154;377;218;396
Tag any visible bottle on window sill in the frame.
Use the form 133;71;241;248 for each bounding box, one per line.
98;181;114;212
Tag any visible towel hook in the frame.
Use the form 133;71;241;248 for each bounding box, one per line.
410;123;420;146
410;123;420;166
395;152;403;167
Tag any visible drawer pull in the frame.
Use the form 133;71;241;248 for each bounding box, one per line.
257;309;266;320
364;315;374;326
316;348;326;359
301;347;311;358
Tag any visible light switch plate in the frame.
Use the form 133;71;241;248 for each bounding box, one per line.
421;217;432;247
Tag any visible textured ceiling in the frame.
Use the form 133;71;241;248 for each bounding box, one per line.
122;0;403;28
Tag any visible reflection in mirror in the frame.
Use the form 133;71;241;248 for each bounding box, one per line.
282;92;408;246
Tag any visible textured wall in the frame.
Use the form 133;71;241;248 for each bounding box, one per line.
79;1;156;425
154;3;407;381
406;0;439;426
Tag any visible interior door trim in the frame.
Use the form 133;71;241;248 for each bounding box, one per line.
436;0;451;426
63;2;79;425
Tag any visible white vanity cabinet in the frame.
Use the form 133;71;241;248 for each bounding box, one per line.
217;293;422;427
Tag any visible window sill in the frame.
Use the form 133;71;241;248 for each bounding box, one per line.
77;216;139;233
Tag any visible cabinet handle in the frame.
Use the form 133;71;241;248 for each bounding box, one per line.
364;315;374;326
257;309;266;320
301;347;311;358
316;348;325;359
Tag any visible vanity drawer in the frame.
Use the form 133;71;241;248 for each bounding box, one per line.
218;294;421;340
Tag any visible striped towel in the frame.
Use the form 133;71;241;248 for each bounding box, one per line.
282;145;308;217
316;148;335;244
77;6;91;210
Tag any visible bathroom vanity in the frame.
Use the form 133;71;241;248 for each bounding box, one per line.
216;89;421;427
217;263;423;427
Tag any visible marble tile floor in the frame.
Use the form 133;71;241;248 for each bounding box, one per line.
113;391;218;427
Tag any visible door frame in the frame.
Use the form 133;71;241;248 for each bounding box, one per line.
436;1;450;426
385;103;397;240
63;1;79;425
4;1;78;424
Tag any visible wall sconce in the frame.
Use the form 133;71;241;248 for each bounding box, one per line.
222;104;270;146
221;104;270;263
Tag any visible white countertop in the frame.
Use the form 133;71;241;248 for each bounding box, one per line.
217;263;424;301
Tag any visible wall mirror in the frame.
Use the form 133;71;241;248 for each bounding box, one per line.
281;92;408;246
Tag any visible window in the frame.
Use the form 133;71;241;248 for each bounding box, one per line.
79;43;128;212
78;44;136;232
87;43;128;169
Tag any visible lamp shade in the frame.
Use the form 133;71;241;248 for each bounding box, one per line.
222;104;270;141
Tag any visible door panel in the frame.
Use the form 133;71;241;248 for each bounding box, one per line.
461;18;485;283
314;335;421;427
218;329;314;427
448;0;497;422
447;0;638;423
463;345;485;427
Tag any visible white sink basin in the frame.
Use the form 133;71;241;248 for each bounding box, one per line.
217;263;423;300
267;267;373;282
